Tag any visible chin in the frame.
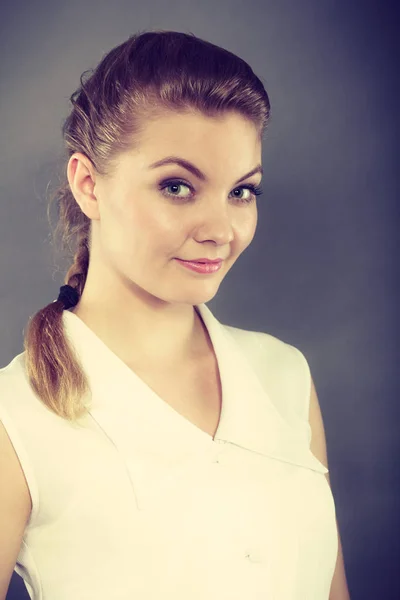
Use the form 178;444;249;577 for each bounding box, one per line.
181;288;221;306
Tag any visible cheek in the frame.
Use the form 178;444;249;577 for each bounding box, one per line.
124;206;187;260
138;210;187;253
116;201;172;239
233;208;258;251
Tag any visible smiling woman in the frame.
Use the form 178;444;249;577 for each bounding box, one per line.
0;28;349;600
64;109;262;332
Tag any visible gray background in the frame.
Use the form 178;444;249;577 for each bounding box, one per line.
1;1;398;598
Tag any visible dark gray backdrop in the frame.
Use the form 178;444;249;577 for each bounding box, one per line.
1;1;398;599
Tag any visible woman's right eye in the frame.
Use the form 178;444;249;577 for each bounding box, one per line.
159;179;193;199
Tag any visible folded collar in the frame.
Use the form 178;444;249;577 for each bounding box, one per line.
62;303;327;509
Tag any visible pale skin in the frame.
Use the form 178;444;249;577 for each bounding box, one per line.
66;109;350;598
67;110;260;370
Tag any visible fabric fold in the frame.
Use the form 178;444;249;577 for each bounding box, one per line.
62;302;327;510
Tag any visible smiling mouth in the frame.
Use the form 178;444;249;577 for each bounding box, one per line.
174;258;223;273
176;259;223;264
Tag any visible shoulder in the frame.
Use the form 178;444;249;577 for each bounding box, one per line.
0;352;32;400
0;351;35;439
0;352;29;401
222;322;310;378
221;323;312;422
0;351;52;427
0;352;40;528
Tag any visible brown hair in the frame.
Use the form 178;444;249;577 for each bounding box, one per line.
23;29;271;421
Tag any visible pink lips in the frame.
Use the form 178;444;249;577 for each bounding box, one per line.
186;258;223;264
175;258;223;273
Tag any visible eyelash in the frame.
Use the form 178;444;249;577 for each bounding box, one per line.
158;179;263;203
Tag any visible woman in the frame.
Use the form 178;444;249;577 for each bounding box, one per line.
0;30;350;599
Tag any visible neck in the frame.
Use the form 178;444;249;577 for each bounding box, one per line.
70;296;208;370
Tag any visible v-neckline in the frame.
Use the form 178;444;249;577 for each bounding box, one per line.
63;303;226;443
61;301;331;493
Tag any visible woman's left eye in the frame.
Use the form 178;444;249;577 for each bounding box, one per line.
159;179;263;203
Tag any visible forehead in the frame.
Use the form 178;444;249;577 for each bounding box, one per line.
144;110;260;146
122;110;262;174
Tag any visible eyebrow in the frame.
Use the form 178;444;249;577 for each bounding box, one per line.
148;156;263;185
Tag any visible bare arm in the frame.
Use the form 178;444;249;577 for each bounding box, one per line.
308;376;351;600
0;421;32;600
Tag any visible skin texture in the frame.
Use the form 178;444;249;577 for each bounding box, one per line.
67;110;261;367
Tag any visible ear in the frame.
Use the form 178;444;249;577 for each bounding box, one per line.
67;152;100;221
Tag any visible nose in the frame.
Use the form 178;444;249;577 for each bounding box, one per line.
193;201;235;246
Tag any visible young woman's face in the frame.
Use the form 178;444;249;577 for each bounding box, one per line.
85;110;262;307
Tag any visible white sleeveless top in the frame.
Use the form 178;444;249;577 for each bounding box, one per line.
0;302;338;599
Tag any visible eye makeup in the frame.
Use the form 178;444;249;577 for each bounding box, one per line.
158;178;263;204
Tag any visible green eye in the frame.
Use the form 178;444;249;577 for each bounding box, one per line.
159;179;263;203
161;181;192;199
